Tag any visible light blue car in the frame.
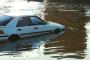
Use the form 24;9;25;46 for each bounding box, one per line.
0;15;65;42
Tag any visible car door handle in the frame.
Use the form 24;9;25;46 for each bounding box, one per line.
34;27;38;29
18;29;21;31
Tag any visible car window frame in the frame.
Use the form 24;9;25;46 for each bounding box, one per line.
16;16;47;27
30;16;46;26
16;17;32;27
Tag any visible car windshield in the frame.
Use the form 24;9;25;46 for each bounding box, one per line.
0;15;14;26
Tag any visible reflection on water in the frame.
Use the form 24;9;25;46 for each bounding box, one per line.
0;33;57;51
0;33;60;60
0;0;90;60
84;17;90;60
44;2;88;60
0;0;45;19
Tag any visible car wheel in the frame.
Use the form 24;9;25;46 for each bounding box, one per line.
54;28;61;34
8;35;20;42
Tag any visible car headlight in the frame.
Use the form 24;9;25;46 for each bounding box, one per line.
61;28;65;31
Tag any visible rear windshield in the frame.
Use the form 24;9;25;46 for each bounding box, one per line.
0;15;14;26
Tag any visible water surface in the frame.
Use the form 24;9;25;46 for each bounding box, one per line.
0;0;90;60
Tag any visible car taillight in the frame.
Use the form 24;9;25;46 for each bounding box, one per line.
0;30;4;34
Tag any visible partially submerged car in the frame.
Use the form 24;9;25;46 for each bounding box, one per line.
0;15;65;42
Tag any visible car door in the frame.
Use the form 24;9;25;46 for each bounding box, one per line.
16;16;33;37
16;16;51;37
30;16;53;34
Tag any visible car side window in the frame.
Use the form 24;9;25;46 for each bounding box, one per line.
30;16;44;25
17;17;32;27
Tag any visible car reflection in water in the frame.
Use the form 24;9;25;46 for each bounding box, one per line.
0;32;61;56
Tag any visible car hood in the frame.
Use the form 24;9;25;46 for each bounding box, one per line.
48;21;65;28
48;21;63;26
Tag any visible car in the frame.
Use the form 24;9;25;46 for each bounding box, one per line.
0;15;65;42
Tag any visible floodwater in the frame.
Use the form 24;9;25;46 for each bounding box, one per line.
0;0;90;60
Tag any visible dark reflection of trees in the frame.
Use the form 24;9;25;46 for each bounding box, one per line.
44;2;87;60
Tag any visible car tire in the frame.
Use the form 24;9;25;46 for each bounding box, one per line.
54;28;61;34
8;35;20;42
